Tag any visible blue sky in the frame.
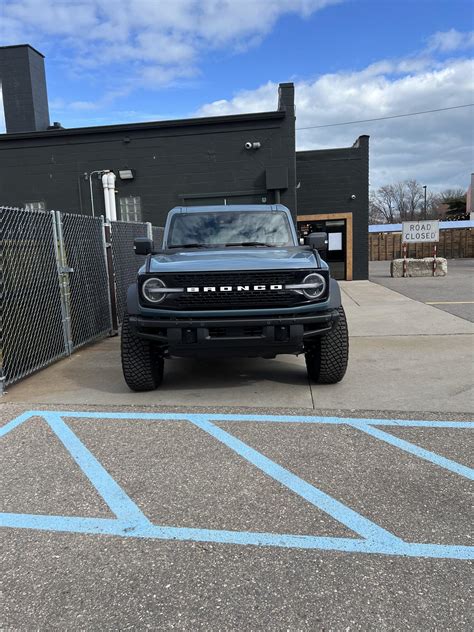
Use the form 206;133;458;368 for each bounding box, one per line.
1;0;473;190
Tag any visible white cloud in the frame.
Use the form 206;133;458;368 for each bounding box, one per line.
195;56;474;191
0;0;341;89
1;6;472;191
427;29;474;53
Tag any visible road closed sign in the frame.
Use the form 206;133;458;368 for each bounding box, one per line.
402;221;439;243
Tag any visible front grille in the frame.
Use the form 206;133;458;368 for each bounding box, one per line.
140;270;328;310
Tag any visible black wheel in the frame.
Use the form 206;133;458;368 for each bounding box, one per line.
305;306;349;384
121;313;164;391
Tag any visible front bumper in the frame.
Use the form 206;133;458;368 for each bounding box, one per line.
129;309;339;357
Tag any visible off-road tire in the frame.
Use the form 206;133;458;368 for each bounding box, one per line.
121;312;164;391
305;306;349;384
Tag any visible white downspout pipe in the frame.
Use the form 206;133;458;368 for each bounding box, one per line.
107;172;117;221
102;172;111;220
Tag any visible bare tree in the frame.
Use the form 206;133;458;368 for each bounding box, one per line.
369;185;398;223
391;181;408;220
426;191;442;219
407;179;425;220
438;188;466;203
369;179;439;223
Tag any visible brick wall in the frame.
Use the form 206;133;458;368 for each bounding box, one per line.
296;136;369;280
0;85;296;227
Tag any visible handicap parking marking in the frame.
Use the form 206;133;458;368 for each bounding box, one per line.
1;410;473;560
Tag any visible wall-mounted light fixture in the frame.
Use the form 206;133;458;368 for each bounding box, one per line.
119;169;134;180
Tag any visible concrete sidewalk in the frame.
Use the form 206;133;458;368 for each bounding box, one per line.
2;282;473;414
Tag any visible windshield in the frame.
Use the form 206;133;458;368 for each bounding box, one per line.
167;211;294;247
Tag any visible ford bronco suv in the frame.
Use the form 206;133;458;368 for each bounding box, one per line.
121;204;348;391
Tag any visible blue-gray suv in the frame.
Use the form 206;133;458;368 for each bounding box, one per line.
121;204;348;391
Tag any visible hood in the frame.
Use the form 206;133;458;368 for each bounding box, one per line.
145;246;324;273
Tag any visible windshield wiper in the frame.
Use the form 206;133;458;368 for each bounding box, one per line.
225;242;274;247
168;243;210;249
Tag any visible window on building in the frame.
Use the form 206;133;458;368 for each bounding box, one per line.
119;196;142;222
24;201;46;212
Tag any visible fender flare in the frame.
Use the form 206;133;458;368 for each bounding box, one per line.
126;283;140;315
327;278;342;310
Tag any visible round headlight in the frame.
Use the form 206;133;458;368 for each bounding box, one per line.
301;273;326;299
142;277;167;303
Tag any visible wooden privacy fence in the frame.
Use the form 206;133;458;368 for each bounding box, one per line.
369;228;473;261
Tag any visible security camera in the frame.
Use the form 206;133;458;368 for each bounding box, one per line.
244;141;261;150
350;194;357;200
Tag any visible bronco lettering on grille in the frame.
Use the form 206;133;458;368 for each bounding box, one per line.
185;284;283;293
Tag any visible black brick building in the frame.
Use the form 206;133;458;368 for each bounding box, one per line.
296;137;370;280
0;44;368;279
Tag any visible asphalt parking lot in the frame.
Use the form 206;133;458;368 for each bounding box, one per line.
370;258;474;322
1;404;473;629
1;280;473;630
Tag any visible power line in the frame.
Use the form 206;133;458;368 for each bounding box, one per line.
295;103;474;130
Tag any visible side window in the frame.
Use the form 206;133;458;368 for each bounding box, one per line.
119;196;142;222
24;201;46;212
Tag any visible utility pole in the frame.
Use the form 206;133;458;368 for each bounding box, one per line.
423;185;427;219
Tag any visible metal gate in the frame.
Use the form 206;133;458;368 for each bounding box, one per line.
1;207;163;392
1;208;67;388
1;208;113;390
57;212;112;351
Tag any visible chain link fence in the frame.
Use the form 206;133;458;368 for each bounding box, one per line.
1;207;67;388
1;206;163;391
59;213;112;350
110;220;151;323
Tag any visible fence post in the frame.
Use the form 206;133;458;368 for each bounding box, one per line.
0;209;3;394
52;211;74;355
103;220;119;333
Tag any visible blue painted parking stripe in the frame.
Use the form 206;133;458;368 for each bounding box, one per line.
1;513;472;560
25;410;473;428
2;409;472;559
188;415;402;546
0;411;36;437
353;423;474;480
42;413;151;525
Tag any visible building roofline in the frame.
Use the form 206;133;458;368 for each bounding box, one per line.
296;148;357;156
296;146;362;157
0;110;286;140
296;136;370;157
0;43;45;58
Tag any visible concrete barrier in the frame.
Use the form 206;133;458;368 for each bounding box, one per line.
391;257;448;278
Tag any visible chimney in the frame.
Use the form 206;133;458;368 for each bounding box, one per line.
0;44;50;133
277;82;295;114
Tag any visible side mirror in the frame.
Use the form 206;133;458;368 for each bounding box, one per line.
304;232;328;251
134;237;154;255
